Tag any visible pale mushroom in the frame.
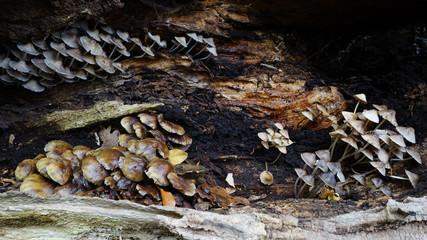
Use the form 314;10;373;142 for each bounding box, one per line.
300;152;316;168
50;42;69;57
353;93;367;104
361;134;381;149
378;109;398;127
389;134;406;148
95;55;115;74
406;147;421;164
370;161;386;176
362;109;379;123
405;169;419;188
371;177;384;188
352;174;366;185
17;42;40;56
22;79;45;92
319;172;336;188
396;126;416;144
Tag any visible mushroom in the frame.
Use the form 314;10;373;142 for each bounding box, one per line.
378;109;398;127
167;133;193;146
301;174;315;187
316;160;329;172
405;169;419;188
118;134;137;148
169;36;187;52
0;74;15;84
389;134;406;148
121;116;140;134
315;149;331;162
198;46;217;61
136;184;161;201
93;148;124;170
396;126;416;144
167;172;196;196
44;59;68;75
145;159;175;186
294;168;307;178
352;173;366;185
0;55;11;69
379;185;392;197
81;156;108;185
157;113;185;135
45;158;73;185
185;33;204;54
319;172;336;188
31;58;55;74
353;93;367;105
44;140;73;157
9;60;32;73
129;138;169;161
341;137;358;150
147;129;168;144
370;161;386;176
258;132;269;142
130;37;155;57
347;119;365;134
361;134;381;149
95;55;115;74
361;149;374;160
32;38;49;50
79;36;104;56
148;32;167;48
86;29;101;41
50;42;69;57
36;157;55;179
15;159;37;181
138;113;158;129
260;170;274;185
373;104;388;111
193;37;215;57
119;154;147;182
300;152;316;168
6;69;30;82
21;79;45;92
406;147;421;164
301;111;314;121
17;42;40;56
133;122;148;139
341;111;357;121
101;25;114;35
362;109;379;123
61;31;80;48
116;30;130;42
372;178;384;188
20;174;55;197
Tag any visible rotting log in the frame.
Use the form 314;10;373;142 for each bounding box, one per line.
0;191;426;239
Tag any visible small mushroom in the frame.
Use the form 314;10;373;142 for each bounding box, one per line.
148;32;167;48
44;140;73;157
406;147;421;164
347;119;365;134
133;122;148;139
145;159;175;186
157;114;185;135
167;133;193;146
119;154;147;182
20;174;55;197
396;126;416;144
167;172;196;196
129;138;169;161
300;152;316;168
15;159;37;181
118;134;137;148
405;169;419;188
361;149;374;160
294;168;307;179
93;148;124;170
121;116;140;134
81;156;108;185
301;111;314;121
362;109;379;123
260;170;274;185
370;161;386;176
17;42;40;56
31;58;54;74
379;185;392;197
22;79;45;92
361;134;381;149
147;129;168;144
136;184;161;201
50;42;69;57
72;145;92;160
319;172;336;188
61;31;80;48
116;30;130;42
79;36;104;56
316;160;329;172
342;111;357;121
86;29;101;41
95;55;115;74
301;175;315;187
45;158;72;185
352;174;366;185
378;109;398;127
341;137;358;150
315;149;331;162
353;93;367;104
36;157;55;178
138;113;158;129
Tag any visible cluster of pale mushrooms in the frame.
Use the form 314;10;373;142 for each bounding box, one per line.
14;113;211;207
295;94;421;199
0;18;217;92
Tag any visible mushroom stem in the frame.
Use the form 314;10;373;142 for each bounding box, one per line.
271;152;282;164
108;46;117;59
192;45;208;58
353;101;360;113
185;41;199;55
388;175;409;181
197;53;212;61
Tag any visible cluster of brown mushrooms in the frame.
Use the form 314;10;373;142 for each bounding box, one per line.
14;113;247;208
295;94;422;198
0;18;217;92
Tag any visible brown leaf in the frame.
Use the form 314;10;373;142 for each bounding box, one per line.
99;126;120;148
158;187;176;207
196;183;249;208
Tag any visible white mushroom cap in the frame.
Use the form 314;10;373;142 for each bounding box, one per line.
17;42;40;56
31;59;54;74
186;33;203;43
274;122;284;130
117;47;130;57
353;93;367;104
352;174;366;185
44;59;67;75
174;36;187;47
42;50;60;60
61;32;80;48
112;62;126;73
66;48;84;62
83;65;96;76
301;175;315;187
370;161;386;176
148;32;166;48
59;66;75;79
342;111;357;121
9;60;32;73
374;148;390;164
203;37;215;47
330;129;347;138
100;33;113;44
373;104;387;111
79;36;104;56
361;149;374;160
82;54;96;64
22;79;45;92
347;119;365;134
341;137;358;150
278;146;287;154
10;49;29;60
86;29;101;41
405;169;419;188
101;25;114;35
361;134;381;149
319;172;336;188
316;160;329;172
301;111;314;121
32;38;49;50
258;132;268;142
116;30;130;42
75;70;87;80
389;134;406;148
362;109;379;123
406;147;421;164
300;152;316;168
95;55;115;74
327;162;341;174
7;69;30;82
294;168;307;178
110;38;126;49
0;74;15;83
0;55;11;69
50;42;69;57
38;71;54;81
396;126;416;144
378;109;398;126
316;104;330;116
138;113;158;129
207;46;218;56
379;185;392;197
371;177;383;188
315;149;331;162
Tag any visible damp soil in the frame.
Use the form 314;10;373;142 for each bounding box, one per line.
0;5;426;204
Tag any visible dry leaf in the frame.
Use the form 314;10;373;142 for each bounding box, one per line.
168;149;188;165
158;187;176;207
98;126;120;148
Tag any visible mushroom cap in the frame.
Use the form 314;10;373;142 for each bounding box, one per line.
353;93;367;104
203;37;215;47
6;69;30;82
112;62;126;74
148;32;165;47
119;154;147;182
0;55;11;69
260;170;274;185
258;132;269;142
118;134;137;148
22;79;45;92
93;148;124;170
50;42;69;57
82;65;96;76
167;172;196;196
347;119;365;134
110;37;126;49
31;58;54;74
167;133;193;146
316;160;329;172
44;140;73;154
186;33;203;43
362;109;379;123
32;38;49;50
361;134;381;149
131;138;169;161
319;172;336;188
406;147;421;164
378;109;398;126
174;36;188;47
79;36;104;56
316;104;330;116
66;48;84;62
370;161;386;176
373;104;388;111
207;46;218;56
371;177;384;187
20;173;55;197
44;59;67;75
46;158;72;185
294;168;307;178
17;42;40;56
117;47;130;57
389;134;406;148
10;49;30;60
277;146;287;154
81;156;108;185
352;174;366;185
301;174;315;187
101;25;114;35
405;169;419;188
329;129;347;138
300;152;316;168
157;114;185;135
274;122;284;130
36;157;55;179
61;31;80;48
0;74;15;83
95;55;115;74
116;30;130;42
121;116;140;134
315;149;331;162
133;122;148;139
15;159;37;181
138;113;158;129
301;111;314;121
379;185;392;197
86;29;101;41
396;126;416;144
342;111;357;121
361;149;374;160
327;162;341;174
145;159;175;186
9;60;32;73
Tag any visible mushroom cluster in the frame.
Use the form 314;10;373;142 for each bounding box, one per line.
257;123;294;154
14;113;199;206
295;94;422;198
0;18;217;92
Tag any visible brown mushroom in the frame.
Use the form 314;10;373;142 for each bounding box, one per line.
81;156;108;185
15;159;37;181
36;157;55;179
93;148;124;170
138;113;158;129
167;172;196;196
157;114;185;136
44;140;73;158
129;138;169;162
133;122;148;139
46;158;73;185
300;152;316;168
20;174;55;197
260;170;274;185
145;159;175;186
119;154;147;182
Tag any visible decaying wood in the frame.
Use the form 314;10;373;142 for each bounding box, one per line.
0;191;426;239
